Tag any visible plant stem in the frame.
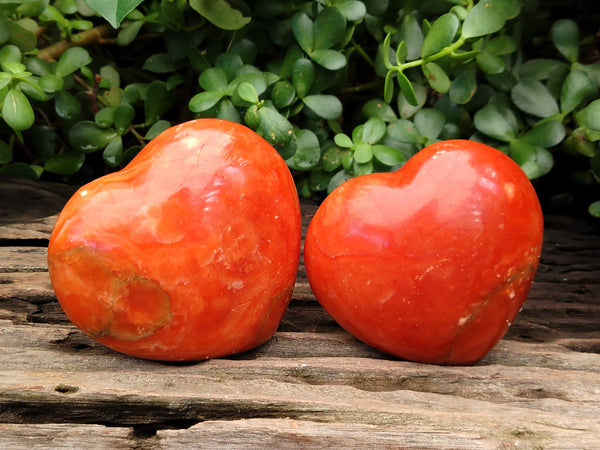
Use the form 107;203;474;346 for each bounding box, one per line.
351;39;376;69
341;80;381;94
37;24;116;62
397;35;468;72
129;125;146;146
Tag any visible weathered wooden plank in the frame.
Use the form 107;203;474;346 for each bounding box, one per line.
1;321;599;422
0;423;135;449
1;368;598;446
155;418;497;449
155;417;596;449
0;247;48;272
0;178;74;241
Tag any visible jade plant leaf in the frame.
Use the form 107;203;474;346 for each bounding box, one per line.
85;0;145;29
189;0;251;30
511;79;559;118
421;13;459;58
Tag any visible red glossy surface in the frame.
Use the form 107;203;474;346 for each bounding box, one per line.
48;119;301;361
304;140;544;365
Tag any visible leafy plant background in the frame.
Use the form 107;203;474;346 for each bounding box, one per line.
1;0;599;216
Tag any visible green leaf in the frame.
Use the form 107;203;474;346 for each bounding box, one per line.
384;71;394;104
362;99;397;122
257;107;294;151
327;169;352;193
509;140;554;179
398;83;427;119
360;117;386;144
0;139;11;164
492;0;521;20
398;14;423;60
54;90;81;121
143;53;182;73
102;85;123;107
589;201;600;218
292;12;314;53
71;20;94;31
395;41;408;65
450;63;477;104
577;99;600;131
521;120;565;148
335;1;367;22
551;19;579;63
271;81;296;109
414;108;445;141
8;20;37;53
292;58;315;98
212;99;241;123
188;91;224;113
421;13;459;58
230;38;257;64
0;14;9;45
353;159;373;176
39;74;64;93
397;71;418;106
462;0;507;39
199;67;228;92
27;125;55;163
144;80;172;125
18;79;46;102
286;129;320;171
372;145;405;166
100;65;120;87
0;162;42;180
145;120;171;140
334;133;353;148
215;53;243;81
166;74;185;91
189;0;251;30
511;79;559;118
103;136;124;167
0;75;11;92
114;103;135;135
476;50;505;74
353;143;372;164
2;88;34;131
381;34;392;70
237;82;259;104
0;45;21;71
245;104;262;127
321;147;343;172
56;47;91;77
422;62;450;93
2;61;27;75
117;19;144;46
313;7;346;50
303;94;342;119
387;119;422;145
473;101;518;142
310;49;347;70
485;35;518;55
121;84;142;105
85;0;144;28
560;69;595;115
519;59;568;80
68;121;117;153
95;107;115;128
44;152;85;176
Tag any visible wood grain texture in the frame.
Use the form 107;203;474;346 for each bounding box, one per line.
0;178;599;449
